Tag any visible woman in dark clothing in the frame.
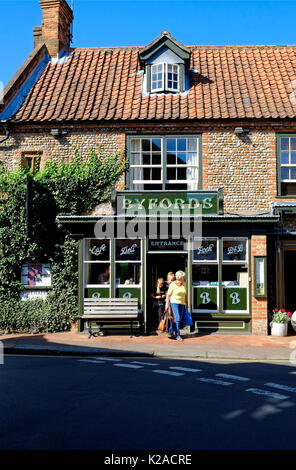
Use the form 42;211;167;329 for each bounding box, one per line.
151;278;167;327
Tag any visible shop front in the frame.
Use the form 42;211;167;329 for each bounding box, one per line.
58;190;279;335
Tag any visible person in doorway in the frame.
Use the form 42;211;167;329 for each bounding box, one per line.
165;270;188;341
166;272;175;336
151;278;167;328
98;266;110;284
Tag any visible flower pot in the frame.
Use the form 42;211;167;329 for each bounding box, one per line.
271;322;288;337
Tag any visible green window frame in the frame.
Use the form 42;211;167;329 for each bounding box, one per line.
127;134;202;191
253;256;267;297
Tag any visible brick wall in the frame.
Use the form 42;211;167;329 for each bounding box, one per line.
251;235;268;335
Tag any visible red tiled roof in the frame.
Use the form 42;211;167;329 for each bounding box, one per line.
11;45;296;122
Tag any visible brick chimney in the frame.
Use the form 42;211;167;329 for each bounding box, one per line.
33;0;73;57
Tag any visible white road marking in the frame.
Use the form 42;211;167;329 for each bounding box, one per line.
152;370;184;377
216;373;250;382
264;382;296;393
95;357;121;362
114;363;143;369
197;378;233;386
78;359;105;364
245;388;289;400
169;366;202;373
130;361;158;366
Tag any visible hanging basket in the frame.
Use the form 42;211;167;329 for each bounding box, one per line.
271;322;288;337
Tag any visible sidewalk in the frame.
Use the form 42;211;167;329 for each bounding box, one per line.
1;330;296;361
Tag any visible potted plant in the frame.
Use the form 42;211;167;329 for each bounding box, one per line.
270;308;292;337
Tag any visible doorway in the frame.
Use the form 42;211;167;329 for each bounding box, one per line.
146;253;188;330
284;250;296;313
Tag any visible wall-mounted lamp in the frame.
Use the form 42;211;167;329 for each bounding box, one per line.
50;129;68;137
234;127;249;135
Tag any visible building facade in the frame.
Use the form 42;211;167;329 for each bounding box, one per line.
1;0;296;335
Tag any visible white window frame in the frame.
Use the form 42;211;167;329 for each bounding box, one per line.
151;63;165;92
83;239;111;289
280;136;296;182
129;136;200;190
166;64;179;92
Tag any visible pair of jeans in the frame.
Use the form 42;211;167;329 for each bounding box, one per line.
170;303;185;339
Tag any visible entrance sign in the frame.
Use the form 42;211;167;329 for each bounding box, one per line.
148;239;186;251
113;190;223;216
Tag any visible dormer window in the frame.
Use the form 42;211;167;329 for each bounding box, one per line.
140;30;190;95
151;63;179;92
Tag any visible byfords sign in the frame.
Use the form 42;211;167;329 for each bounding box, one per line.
113;190;223;216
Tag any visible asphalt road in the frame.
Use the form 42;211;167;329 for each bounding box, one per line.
1;355;296;450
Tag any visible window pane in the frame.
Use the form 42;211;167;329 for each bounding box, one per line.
281;151;289;164
177;152;186;164
167;152;176;164
152;139;161;151
192;264;218;285
187;167;198;181
144;168;151;179
131;139;140;152
86;263;110;285
152;167;161;180
152;153;161;165
177;167;186;180
222;265;247;286
131;167;143;182
152;82;157;90
131;153;141;165
291;138;296;150
291;168;296;180
223;239;247;262
281;138;289;151
116;239;141;261
291;152;296;164
168;80;172;88
116;263;141;285
142;139;150;151
177;139;186;151
166;139;176;151
173;82;178;89
188;138;197;152
167;167;176;180
142;153;151;165
193;239;218;262
281;167;290;180
85;240;110;262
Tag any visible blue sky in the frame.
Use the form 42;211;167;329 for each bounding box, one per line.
0;0;296;86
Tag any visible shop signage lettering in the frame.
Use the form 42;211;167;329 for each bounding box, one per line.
227;244;244;255
230;292;241;305
200;291;211;304
123;197;213;211
89;244;107;257
120;244;137;257
92;292;101;298
114;191;222;216
196;243;214;255
151;241;184;247
123;292;132;298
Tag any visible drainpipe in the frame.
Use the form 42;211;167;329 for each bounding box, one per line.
0;121;10;144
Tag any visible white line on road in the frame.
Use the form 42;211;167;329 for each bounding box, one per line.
245;388;289;400
130;361;159;366
78;359;105;364
197;378;233;386
264;382;296;393
152;370;185;377
169;366;202;373
114;363;143;369
216;373;250;382
95;357;121;362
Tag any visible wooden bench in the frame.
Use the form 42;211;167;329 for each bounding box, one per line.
82;298;142;338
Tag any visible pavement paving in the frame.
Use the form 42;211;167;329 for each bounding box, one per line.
1;330;296;361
